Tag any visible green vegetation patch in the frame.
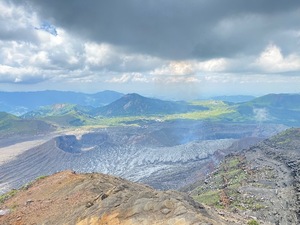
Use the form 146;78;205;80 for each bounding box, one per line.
16;100;242;128
0;175;49;205
21;175;49;190
192;155;266;212
164;100;236;121
0;189;18;204
93;100;237;126
193;190;221;207
247;219;260;225
0;118;53;138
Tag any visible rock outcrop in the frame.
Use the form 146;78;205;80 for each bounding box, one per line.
0;171;244;225
188;128;300;225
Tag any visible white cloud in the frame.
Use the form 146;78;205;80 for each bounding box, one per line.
107;73;149;83
0;41;32;66
151;58;228;76
84;42;116;66
107;74;132;83
255;44;300;72
83;42;163;73
131;73;149;82
196;58;228;72
152;61;193;76
0;65;38;76
36;27;64;47
0;1;38;32
150;75;200;84
0;7;84;80
165;76;200;84
0;64;48;83
29;51;50;66
107;72;202;85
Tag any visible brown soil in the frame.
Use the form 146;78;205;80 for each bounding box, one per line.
0;171;245;225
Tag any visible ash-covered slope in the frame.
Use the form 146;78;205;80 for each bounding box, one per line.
0;171;245;225
188;128;300;225
0;131;234;194
0;121;285;194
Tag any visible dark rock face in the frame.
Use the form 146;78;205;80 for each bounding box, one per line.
55;133;114;153
261;129;300;222
80;133;109;145
56;135;82;153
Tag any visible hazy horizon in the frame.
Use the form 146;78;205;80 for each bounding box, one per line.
1;88;299;102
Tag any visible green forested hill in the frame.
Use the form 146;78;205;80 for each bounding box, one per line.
0;112;54;137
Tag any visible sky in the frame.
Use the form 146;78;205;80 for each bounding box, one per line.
0;0;300;99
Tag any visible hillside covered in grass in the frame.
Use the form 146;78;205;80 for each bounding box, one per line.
0;112;54;138
2;93;300;130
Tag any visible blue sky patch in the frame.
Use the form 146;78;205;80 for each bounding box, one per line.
35;21;58;36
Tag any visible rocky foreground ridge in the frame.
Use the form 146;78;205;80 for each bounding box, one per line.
188;128;300;225
0;170;248;225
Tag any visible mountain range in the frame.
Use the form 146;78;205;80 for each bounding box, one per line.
234;93;300;125
0;90;123;115
0;92;300;131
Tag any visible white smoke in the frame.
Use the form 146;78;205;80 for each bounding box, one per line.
253;108;269;122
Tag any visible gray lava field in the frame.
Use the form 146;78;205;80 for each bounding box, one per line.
0;121;286;193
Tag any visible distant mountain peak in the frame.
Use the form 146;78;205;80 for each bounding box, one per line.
94;93;207;116
124;93;142;97
122;93;145;101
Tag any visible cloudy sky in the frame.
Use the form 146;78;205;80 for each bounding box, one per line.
0;0;300;99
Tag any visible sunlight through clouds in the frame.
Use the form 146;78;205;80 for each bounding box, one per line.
151;59;228;76
256;44;300;73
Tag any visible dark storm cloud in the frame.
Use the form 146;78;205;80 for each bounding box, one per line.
25;0;300;60
0;28;37;43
